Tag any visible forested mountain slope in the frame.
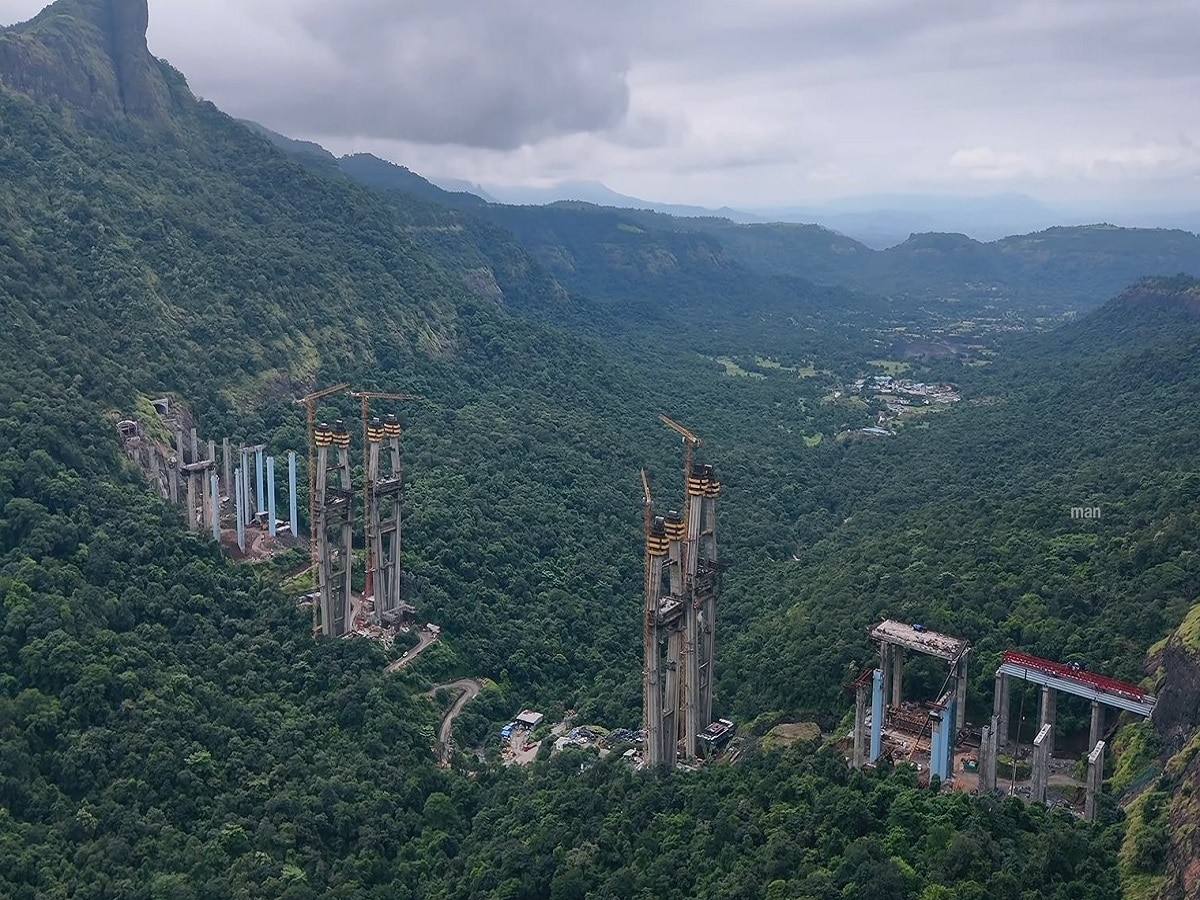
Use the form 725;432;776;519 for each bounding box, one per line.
718;276;1200;725
257;132;1200;331
0;0;1193;897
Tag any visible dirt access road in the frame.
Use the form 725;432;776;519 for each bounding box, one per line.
383;630;439;674
426;679;483;765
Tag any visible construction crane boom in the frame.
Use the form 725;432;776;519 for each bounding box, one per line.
660;414;701;514
641;468;654;530
293;383;350;577
659;413;701;448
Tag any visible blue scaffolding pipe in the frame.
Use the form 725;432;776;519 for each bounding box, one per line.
288;451;298;537
267;456;277;537
870;668;884;762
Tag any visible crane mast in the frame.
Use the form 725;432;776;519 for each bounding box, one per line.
644;415;721;766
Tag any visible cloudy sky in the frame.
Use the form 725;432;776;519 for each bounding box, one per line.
3;0;1199;211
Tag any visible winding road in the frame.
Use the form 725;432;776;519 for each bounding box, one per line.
425;678;483;765
383;630;439;674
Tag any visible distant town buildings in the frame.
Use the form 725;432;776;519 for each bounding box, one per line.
845;375;962;437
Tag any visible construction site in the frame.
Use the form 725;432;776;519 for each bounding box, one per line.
117;384;423;646
641;414;728;769
847;620;1157;820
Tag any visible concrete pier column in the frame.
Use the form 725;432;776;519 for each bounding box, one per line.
201;469;211;533
288;451;299;537
1085;741;1106;821
235;468;246;552
222;438;233;498
891;647;904;708
979;717;998;793
1090;701;1104;750
185;472;198;531
930;696;955;783
207;439;216;464
210;470;220;541
149;450;161;496
240;449;251;526
1040;685;1057;731
168;454;178;504
870;669;884;762
880;642;894;716
190;427;199;466
995;673;1010;750
267;456;277;537
853;679;869;768
955;654;969;734
255;447;265;518
1031;723;1053;804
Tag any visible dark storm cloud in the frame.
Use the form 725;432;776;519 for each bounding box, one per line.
186;0;632;149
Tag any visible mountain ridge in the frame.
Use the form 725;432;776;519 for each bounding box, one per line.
0;0;177;119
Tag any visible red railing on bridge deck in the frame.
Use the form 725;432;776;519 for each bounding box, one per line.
1002;650;1146;701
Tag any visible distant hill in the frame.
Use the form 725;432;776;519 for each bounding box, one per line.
477;178;762;223
247;127;1200;319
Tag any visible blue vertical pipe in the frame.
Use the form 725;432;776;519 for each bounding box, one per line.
267;456;277;537
870;668;884;762
235;468;246;551
210;470;220;541
255;447;265;518
288;451;298;537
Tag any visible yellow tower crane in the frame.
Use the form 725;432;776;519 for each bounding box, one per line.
293;382;350;574
659;413;701;503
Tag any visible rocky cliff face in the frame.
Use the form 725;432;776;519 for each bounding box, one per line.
1140;607;1200;899
0;0;176;118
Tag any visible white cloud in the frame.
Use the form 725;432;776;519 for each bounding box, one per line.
1;0;1199;210
950;147;1040;181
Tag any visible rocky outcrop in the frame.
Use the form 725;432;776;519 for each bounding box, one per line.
1160;741;1200;900
1136;605;1200;899
0;0;175;118
1151;633;1200;757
